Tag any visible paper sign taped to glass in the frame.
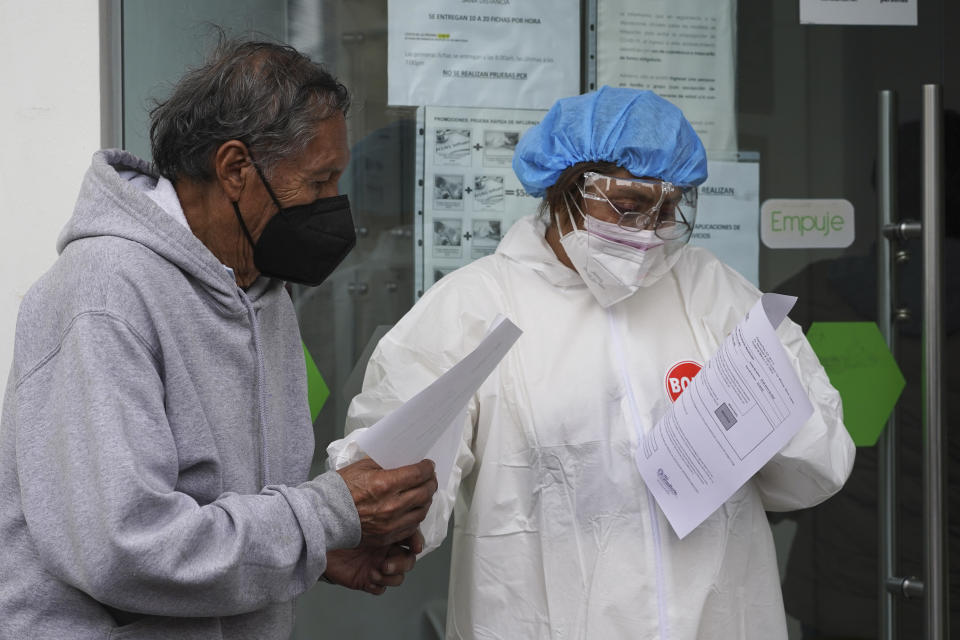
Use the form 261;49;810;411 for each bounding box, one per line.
636;293;813;539
330;316;522;490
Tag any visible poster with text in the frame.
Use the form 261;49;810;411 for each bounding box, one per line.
597;0;737;153
422;106;546;291
800;0;916;25
389;0;579;109
689;159;760;286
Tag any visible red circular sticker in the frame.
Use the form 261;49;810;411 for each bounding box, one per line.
665;360;702;402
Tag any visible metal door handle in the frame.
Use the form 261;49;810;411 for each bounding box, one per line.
877;89;898;640
887;576;925;600
922;83;947;640
882;220;922;240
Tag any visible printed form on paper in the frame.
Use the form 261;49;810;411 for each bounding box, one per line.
353;315;522;490
636;293;814;539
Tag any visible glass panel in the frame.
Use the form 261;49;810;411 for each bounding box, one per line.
120;1;956;638
733;2;955;639
282;2;453;638
122;2;450;637
122;1;286;159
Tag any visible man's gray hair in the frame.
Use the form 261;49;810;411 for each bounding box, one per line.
149;38;350;182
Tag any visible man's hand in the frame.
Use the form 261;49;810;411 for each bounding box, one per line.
323;531;425;595
337;458;437;547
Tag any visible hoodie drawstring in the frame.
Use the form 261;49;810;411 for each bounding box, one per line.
238;288;271;488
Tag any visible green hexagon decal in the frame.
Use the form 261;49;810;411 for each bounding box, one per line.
303;341;330;423
806;322;905;446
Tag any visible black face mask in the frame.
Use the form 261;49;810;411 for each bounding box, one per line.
232;162;356;286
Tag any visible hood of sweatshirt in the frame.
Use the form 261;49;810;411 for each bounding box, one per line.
57;149;277;311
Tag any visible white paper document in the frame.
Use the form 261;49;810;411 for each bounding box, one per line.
597;0;738;153
690;158;761;286
388;0;579;109
800;0;917;26
636;294;813;539
355;316;522;488
421;106;546;290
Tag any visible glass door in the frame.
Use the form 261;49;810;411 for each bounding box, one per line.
733;2;956;639
118;1;956;637
280;2;455;638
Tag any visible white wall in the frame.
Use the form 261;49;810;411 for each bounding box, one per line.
0;2;101;394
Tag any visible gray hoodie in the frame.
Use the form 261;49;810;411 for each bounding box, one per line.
0;150;360;639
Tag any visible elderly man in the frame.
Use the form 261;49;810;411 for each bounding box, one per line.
0;39;436;639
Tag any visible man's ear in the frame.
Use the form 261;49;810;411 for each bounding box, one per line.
214;140;252;202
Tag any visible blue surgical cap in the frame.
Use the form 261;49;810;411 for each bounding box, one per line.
513;86;708;197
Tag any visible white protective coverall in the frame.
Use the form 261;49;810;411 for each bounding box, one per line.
329;214;855;640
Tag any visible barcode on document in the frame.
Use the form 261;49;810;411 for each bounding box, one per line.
715;403;738;430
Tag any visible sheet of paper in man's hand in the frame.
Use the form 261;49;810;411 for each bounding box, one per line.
356;315;522;489
635;293;814;539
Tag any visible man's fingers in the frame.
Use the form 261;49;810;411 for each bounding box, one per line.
345;458;437;547
398;473;439;503
385;507;431;544
373;523;421;548
375;481;434;518
389;486;435;521
363;499;431;544
393;529;426;555
382;548;417;576
383;477;437;517
380;476;436;522
409;529;425;554
376;572;405;588
381;459;436;494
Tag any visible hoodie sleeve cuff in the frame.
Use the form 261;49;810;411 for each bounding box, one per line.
305;470;361;550
275;470;362;579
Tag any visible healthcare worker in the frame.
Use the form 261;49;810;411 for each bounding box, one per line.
329;87;855;639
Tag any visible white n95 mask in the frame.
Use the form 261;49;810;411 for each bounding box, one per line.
558;196;683;307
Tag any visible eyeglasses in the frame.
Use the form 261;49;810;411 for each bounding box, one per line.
580;172;697;241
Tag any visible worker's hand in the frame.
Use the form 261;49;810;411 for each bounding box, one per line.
337;458;437;547
322;530;425;595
